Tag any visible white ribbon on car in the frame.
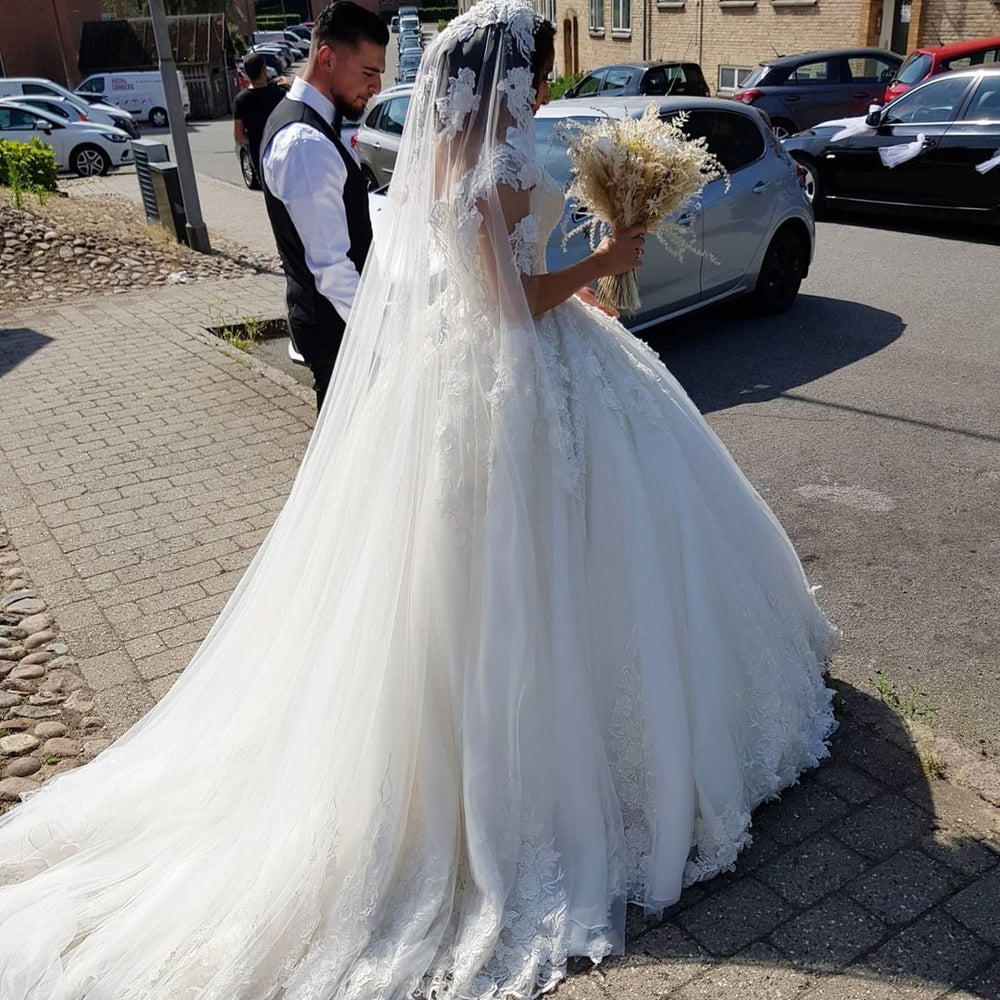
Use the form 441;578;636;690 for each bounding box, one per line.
830;116;878;142
975;148;1000;174
879;133;926;168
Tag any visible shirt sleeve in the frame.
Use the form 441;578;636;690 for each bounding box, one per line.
261;124;360;322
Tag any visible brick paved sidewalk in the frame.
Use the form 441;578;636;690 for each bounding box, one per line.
1;280;998;998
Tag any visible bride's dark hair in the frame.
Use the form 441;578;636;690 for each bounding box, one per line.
531;20;556;90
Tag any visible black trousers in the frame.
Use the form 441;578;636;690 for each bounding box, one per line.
310;360;336;413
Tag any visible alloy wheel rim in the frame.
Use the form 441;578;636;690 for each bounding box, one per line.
78;149;105;175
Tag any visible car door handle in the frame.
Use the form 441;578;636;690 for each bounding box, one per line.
784;96;801;103
677;211;698;226
921;138;939;149
752;180;770;194
852;91;869;99
373;141;382;149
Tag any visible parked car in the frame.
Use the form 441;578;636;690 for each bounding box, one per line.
367;94;814;326
287;24;312;40
0;94;140;139
355;85;412;189
75;70;190;127
390;15;400;32
563;61;709;100
782;66;1000;224
0;77;139;136
884;35;1000;102
0;100;133;175
250;49;291;76
282;32;309;58
734;48;902;138
400;31;422;51
399;14;420;34
397;51;422;84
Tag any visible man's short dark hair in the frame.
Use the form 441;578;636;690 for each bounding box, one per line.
312;1;390;52
243;52;266;80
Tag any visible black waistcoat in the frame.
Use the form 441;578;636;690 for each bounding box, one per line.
261;97;372;367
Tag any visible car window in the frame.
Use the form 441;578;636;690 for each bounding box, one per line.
741;65;770;87
679;109;765;172
77;77;105;94
642;68;668;95
984;49;1000;64
365;104;381;128
684;64;708;88
894;52;933;85
534;114;596;188
35;100;70;119
24;82;59;96
0;107;38;130
379;96;410;136
848;56;898;83
963;75;1000;120
943;56;973;71
788;59;835;83
602;67;632;95
883;75;971;124
574;72;604;97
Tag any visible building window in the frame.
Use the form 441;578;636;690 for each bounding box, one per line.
538;0;557;22
612;0;631;32
718;65;753;92
589;0;605;31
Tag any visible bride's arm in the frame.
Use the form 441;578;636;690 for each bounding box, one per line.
481;186;645;319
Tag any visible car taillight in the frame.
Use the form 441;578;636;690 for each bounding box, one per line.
349;133;357;149
78;110;88;120
795;163;807;189
734;88;762;103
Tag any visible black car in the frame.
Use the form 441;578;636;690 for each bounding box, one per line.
782;66;1000;224
734;48;902;138
564;61;709;100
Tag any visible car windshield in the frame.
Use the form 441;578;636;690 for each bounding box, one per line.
740;65;770;88
895;52;933;85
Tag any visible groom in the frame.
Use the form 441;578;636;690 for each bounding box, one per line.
260;1;389;412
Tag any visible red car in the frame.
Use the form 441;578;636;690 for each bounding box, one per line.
884;35;1000;102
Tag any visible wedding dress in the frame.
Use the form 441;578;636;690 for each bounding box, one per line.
0;3;836;997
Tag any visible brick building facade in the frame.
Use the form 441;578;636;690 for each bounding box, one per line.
551;0;999;93
0;0;102;87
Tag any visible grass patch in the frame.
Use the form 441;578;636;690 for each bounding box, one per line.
869;668;938;726
207;312;288;354
919;750;947;780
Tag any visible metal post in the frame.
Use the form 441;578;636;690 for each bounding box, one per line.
148;0;212;253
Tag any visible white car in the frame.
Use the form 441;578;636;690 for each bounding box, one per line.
1;95;140;141
75;70;190;127
0;100;133;176
0;77;139;136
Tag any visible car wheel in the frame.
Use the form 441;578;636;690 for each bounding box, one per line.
752;227;807;315
149;107;168;127
796;156;823;211
71;144;110;177
240;148;260;190
361;166;379;192
770;118;796;140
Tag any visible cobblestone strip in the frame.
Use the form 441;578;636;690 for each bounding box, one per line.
0;514;112;811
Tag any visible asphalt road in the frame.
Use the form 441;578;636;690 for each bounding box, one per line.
131;59;1000;759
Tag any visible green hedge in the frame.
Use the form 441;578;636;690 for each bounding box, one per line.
0;138;58;193
418;6;457;22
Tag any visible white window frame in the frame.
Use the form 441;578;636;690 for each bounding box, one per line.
717;64;753;93
538;0;557;22
612;0;631;34
589;0;605;32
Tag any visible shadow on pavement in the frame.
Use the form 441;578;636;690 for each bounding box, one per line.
0;328;53;379
565;683;1000;999
644;293;904;416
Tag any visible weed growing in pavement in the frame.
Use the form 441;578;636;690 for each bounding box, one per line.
208;305;267;353
42;754;60;766
919;750;947;780
869;668;939;726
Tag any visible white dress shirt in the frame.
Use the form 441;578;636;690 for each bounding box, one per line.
262;76;363;322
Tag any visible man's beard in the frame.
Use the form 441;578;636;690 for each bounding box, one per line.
333;95;365;119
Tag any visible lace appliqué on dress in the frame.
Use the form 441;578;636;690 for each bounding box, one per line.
437;67;481;140
509;216;540;276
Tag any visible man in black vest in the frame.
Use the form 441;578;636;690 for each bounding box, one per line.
260;2;388;412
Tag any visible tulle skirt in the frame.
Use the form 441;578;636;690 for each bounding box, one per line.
0;296;836;999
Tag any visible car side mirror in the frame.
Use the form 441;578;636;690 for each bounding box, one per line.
865;104;883;127
34;119;53;132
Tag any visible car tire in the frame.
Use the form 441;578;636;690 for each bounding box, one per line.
361;166;379;192
70;144;111;177
240;148;261;190
770;118;797;140
752;227;807;315
796;156;824;212
149;106;168;127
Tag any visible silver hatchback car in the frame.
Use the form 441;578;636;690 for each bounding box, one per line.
537;96;815;328
356;85;413;190
369;95;814;329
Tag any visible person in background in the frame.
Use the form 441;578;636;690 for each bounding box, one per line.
233;52;288;186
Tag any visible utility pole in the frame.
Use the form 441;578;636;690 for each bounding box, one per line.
148;0;212;253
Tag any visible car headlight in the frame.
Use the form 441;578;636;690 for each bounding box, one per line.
100;131;128;143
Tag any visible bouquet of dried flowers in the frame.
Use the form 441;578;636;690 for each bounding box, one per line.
562;104;727;314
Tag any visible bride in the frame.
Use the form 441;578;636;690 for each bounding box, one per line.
0;2;837;997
